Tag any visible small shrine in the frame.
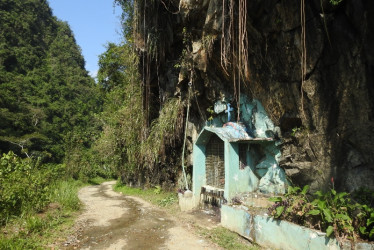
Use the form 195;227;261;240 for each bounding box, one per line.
180;95;288;210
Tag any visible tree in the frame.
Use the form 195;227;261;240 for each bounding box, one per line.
94;43;143;180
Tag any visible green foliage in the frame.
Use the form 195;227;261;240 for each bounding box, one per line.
329;0;343;6
64;142;113;182
98;42;130;90
358;205;374;240
0;151;65;223
207;106;214;122
309;189;355;238
268;185;374;242
114;182;147;196
0;178;82;249
114;0;134;43
352;187;374;207
94;43;143;178
0;0;103;163
268;185;311;220
174;27;192;70
157;194;177;207
291;127;301;136
141;98;183;167
48;179;82;211
0;151;83;224
154;185;162;194
0;150;83;247
88;176;110;186
95;42;184;185
114;182;178;208
0;236;38;250
290;126;311;137
353;188;374;241
25;215;47;234
198;226;258;250
202;34;215;58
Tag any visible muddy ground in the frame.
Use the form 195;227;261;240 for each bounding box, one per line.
62;181;222;250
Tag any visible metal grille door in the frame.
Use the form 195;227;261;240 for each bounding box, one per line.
205;135;225;189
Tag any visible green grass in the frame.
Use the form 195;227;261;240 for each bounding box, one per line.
113;182;178;208
198;226;259;250
0;212;77;249
0;179;83;249
88;176;111;185
0;236;39;250
49;179;83;210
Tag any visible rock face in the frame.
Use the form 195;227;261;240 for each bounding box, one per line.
135;0;374;192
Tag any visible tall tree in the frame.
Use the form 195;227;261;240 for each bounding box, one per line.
94;43;143;180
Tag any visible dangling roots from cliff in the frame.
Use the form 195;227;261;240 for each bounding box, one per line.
220;0;250;121
300;0;307;121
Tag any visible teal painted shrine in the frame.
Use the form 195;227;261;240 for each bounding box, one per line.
192;96;288;206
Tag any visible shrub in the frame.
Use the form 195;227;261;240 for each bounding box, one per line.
268;185;374;242
0;151;65;224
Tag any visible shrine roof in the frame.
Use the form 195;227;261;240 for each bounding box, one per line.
195;122;274;144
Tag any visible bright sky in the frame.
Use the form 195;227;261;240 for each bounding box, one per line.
48;0;123;79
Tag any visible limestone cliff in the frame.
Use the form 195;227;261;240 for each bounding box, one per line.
134;0;374;192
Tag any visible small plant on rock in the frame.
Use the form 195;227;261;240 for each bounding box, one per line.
356;204;374;240
268;183;374;243
307;188;355;239
268;185;314;226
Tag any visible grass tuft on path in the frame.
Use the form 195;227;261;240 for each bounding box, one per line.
88;176;111;185
198;226;260;250
113;182;178;208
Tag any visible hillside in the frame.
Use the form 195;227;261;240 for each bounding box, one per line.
0;0;102;163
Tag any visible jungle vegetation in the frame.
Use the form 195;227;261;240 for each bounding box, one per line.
0;0;182;229
0;0;104;236
0;0;102;165
1;0;373;247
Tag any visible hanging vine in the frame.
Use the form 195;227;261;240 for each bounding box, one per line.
300;0;307;120
220;0;249;121
130;0;186;173
134;0;164;130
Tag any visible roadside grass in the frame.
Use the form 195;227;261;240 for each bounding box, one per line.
88;176;111;185
0;179;84;249
197;226;259;250
50;179;83;210
0;209;77;249
113;182;178;209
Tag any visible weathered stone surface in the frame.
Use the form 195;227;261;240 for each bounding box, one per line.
135;0;374;192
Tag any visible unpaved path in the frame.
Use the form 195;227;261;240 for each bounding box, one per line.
64;181;219;250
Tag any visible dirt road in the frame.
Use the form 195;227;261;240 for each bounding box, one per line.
64;181;218;250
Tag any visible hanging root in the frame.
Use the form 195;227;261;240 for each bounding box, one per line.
239;0;249;81
220;0;249;121
300;0;307;121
